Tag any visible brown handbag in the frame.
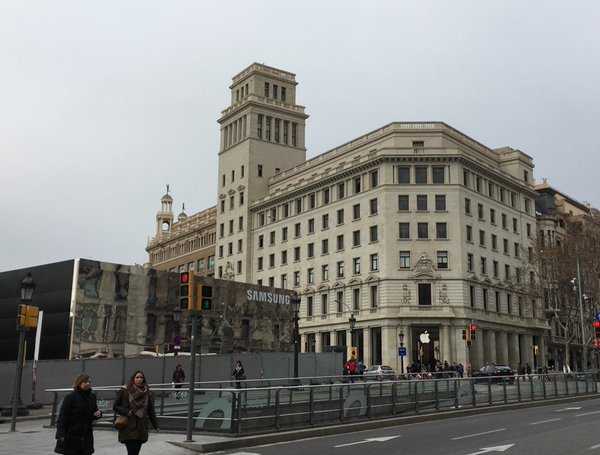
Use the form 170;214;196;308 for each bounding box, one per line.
113;414;128;430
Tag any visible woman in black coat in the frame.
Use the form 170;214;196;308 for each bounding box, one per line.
113;370;159;455
55;374;102;455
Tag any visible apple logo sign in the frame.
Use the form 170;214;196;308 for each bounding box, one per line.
419;331;431;344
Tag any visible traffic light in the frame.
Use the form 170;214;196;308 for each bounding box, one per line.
200;285;213;310
25;305;39;328
17;304;27;328
462;329;468;340
470;322;476;341
594;320;600;338
179;272;195;310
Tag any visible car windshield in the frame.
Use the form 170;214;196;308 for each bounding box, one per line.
366;366;378;372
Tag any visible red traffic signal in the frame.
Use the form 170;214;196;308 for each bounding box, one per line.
594;320;600;338
180;272;190;284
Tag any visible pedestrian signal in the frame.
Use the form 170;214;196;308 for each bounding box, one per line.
200;285;213;310
25;305;39;328
470;323;476;340
17;304;27;328
462;329;467;340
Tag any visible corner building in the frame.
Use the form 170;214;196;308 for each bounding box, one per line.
213;63;547;372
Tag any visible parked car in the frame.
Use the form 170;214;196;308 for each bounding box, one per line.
472;364;515;384
363;365;396;381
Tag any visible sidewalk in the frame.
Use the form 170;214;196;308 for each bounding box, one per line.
0;406;234;454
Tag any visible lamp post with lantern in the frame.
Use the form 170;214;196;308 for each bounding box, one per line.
349;313;357;352
2;272;36;430
399;330;405;377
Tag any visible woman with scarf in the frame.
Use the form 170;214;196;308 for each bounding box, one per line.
113;371;159;455
55;373;102;455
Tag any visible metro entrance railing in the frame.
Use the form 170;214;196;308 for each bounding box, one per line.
47;372;598;436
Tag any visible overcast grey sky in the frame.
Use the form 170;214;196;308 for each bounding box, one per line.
1;1;599;273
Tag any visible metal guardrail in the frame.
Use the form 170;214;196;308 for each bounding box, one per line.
47;372;598;435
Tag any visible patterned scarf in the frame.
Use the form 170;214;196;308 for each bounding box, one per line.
128;383;149;418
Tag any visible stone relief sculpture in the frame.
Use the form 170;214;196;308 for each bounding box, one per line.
439;284;450;305
401;284;411;305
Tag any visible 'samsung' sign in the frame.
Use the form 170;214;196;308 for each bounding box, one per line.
246;290;291;304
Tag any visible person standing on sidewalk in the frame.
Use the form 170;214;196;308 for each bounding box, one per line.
232;360;245;389
55;373;102;455
113;370;159;455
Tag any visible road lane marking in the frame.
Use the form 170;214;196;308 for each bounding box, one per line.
467;444;514;454
576;411;600;417
589;443;600;449
334;435;399;447
452;428;506;440
556;406;582;412
529;418;560;425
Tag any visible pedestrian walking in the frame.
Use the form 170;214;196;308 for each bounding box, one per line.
113;370;159;455
55;373;102;455
232;360;245;389
172;364;185;389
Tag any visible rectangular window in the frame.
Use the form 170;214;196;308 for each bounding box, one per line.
257;257;263;270
398;195;409;211
274;118;280;142
399;251;411;268
490;208;496;224
337;182;345;199
307;296;313;317
294;222;301;238
399;222;410;239
432;166;445;183
283;120;289;144
269;230;275;245
264;82;269;97
282;226;288;241
354;176;361;194
322;239;329;255
294;271;300;287
280;274;286;288
281;250;287;265
336;292;344;312
281;87;286;102
291;123;297;146
417;222;428;239
480;257;487;275
272;84;278;99
322;213;329;230
322;265;329;281
269;254;275;268
321;294;328;314
353;288;360;311
435;195;446;211
467;253;474;272
309;193;316;209
307;268;314;284
513;217;518;233
495;291;500;312
294;247;300;261
369;225;378;242
370;170;379;188
237;239;243;253
352;204;360;220
308;218;315;234
323;188;330;204
258;234;264;248
493;260;499;278
257;114;263;139
370;253;378;271
370;285;378;308
397;166;410;184
265;116;271;140
479;230;485;246
436;223;447;239
476;177;482;193
369;198;378;215
336;234;344;251
337;209;344;225
353;257;361;274
437;251;448;269
483;288;488;310
470;285;476;308
415;166;428;184
337;261;344;278
417;195;428;211
491;234;497;250
352;230;361;247
258;164;263;177
465;198;471;215
198;258;205;272
478;203;484;219
307;243;314;258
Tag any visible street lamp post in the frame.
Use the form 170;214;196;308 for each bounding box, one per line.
290;292;301;384
399;331;405;377
5;273;36;430
348;313;356;352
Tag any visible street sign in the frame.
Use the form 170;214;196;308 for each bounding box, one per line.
398;347;407;357
595;312;600;322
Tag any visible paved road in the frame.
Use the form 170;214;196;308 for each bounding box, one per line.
213;397;600;455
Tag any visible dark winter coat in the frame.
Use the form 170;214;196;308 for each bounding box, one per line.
55;389;101;455
113;386;158;444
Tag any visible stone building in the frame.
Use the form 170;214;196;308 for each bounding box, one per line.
146;63;550;372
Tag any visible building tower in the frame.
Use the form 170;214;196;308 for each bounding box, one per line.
215;63;309;282
156;185;174;238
